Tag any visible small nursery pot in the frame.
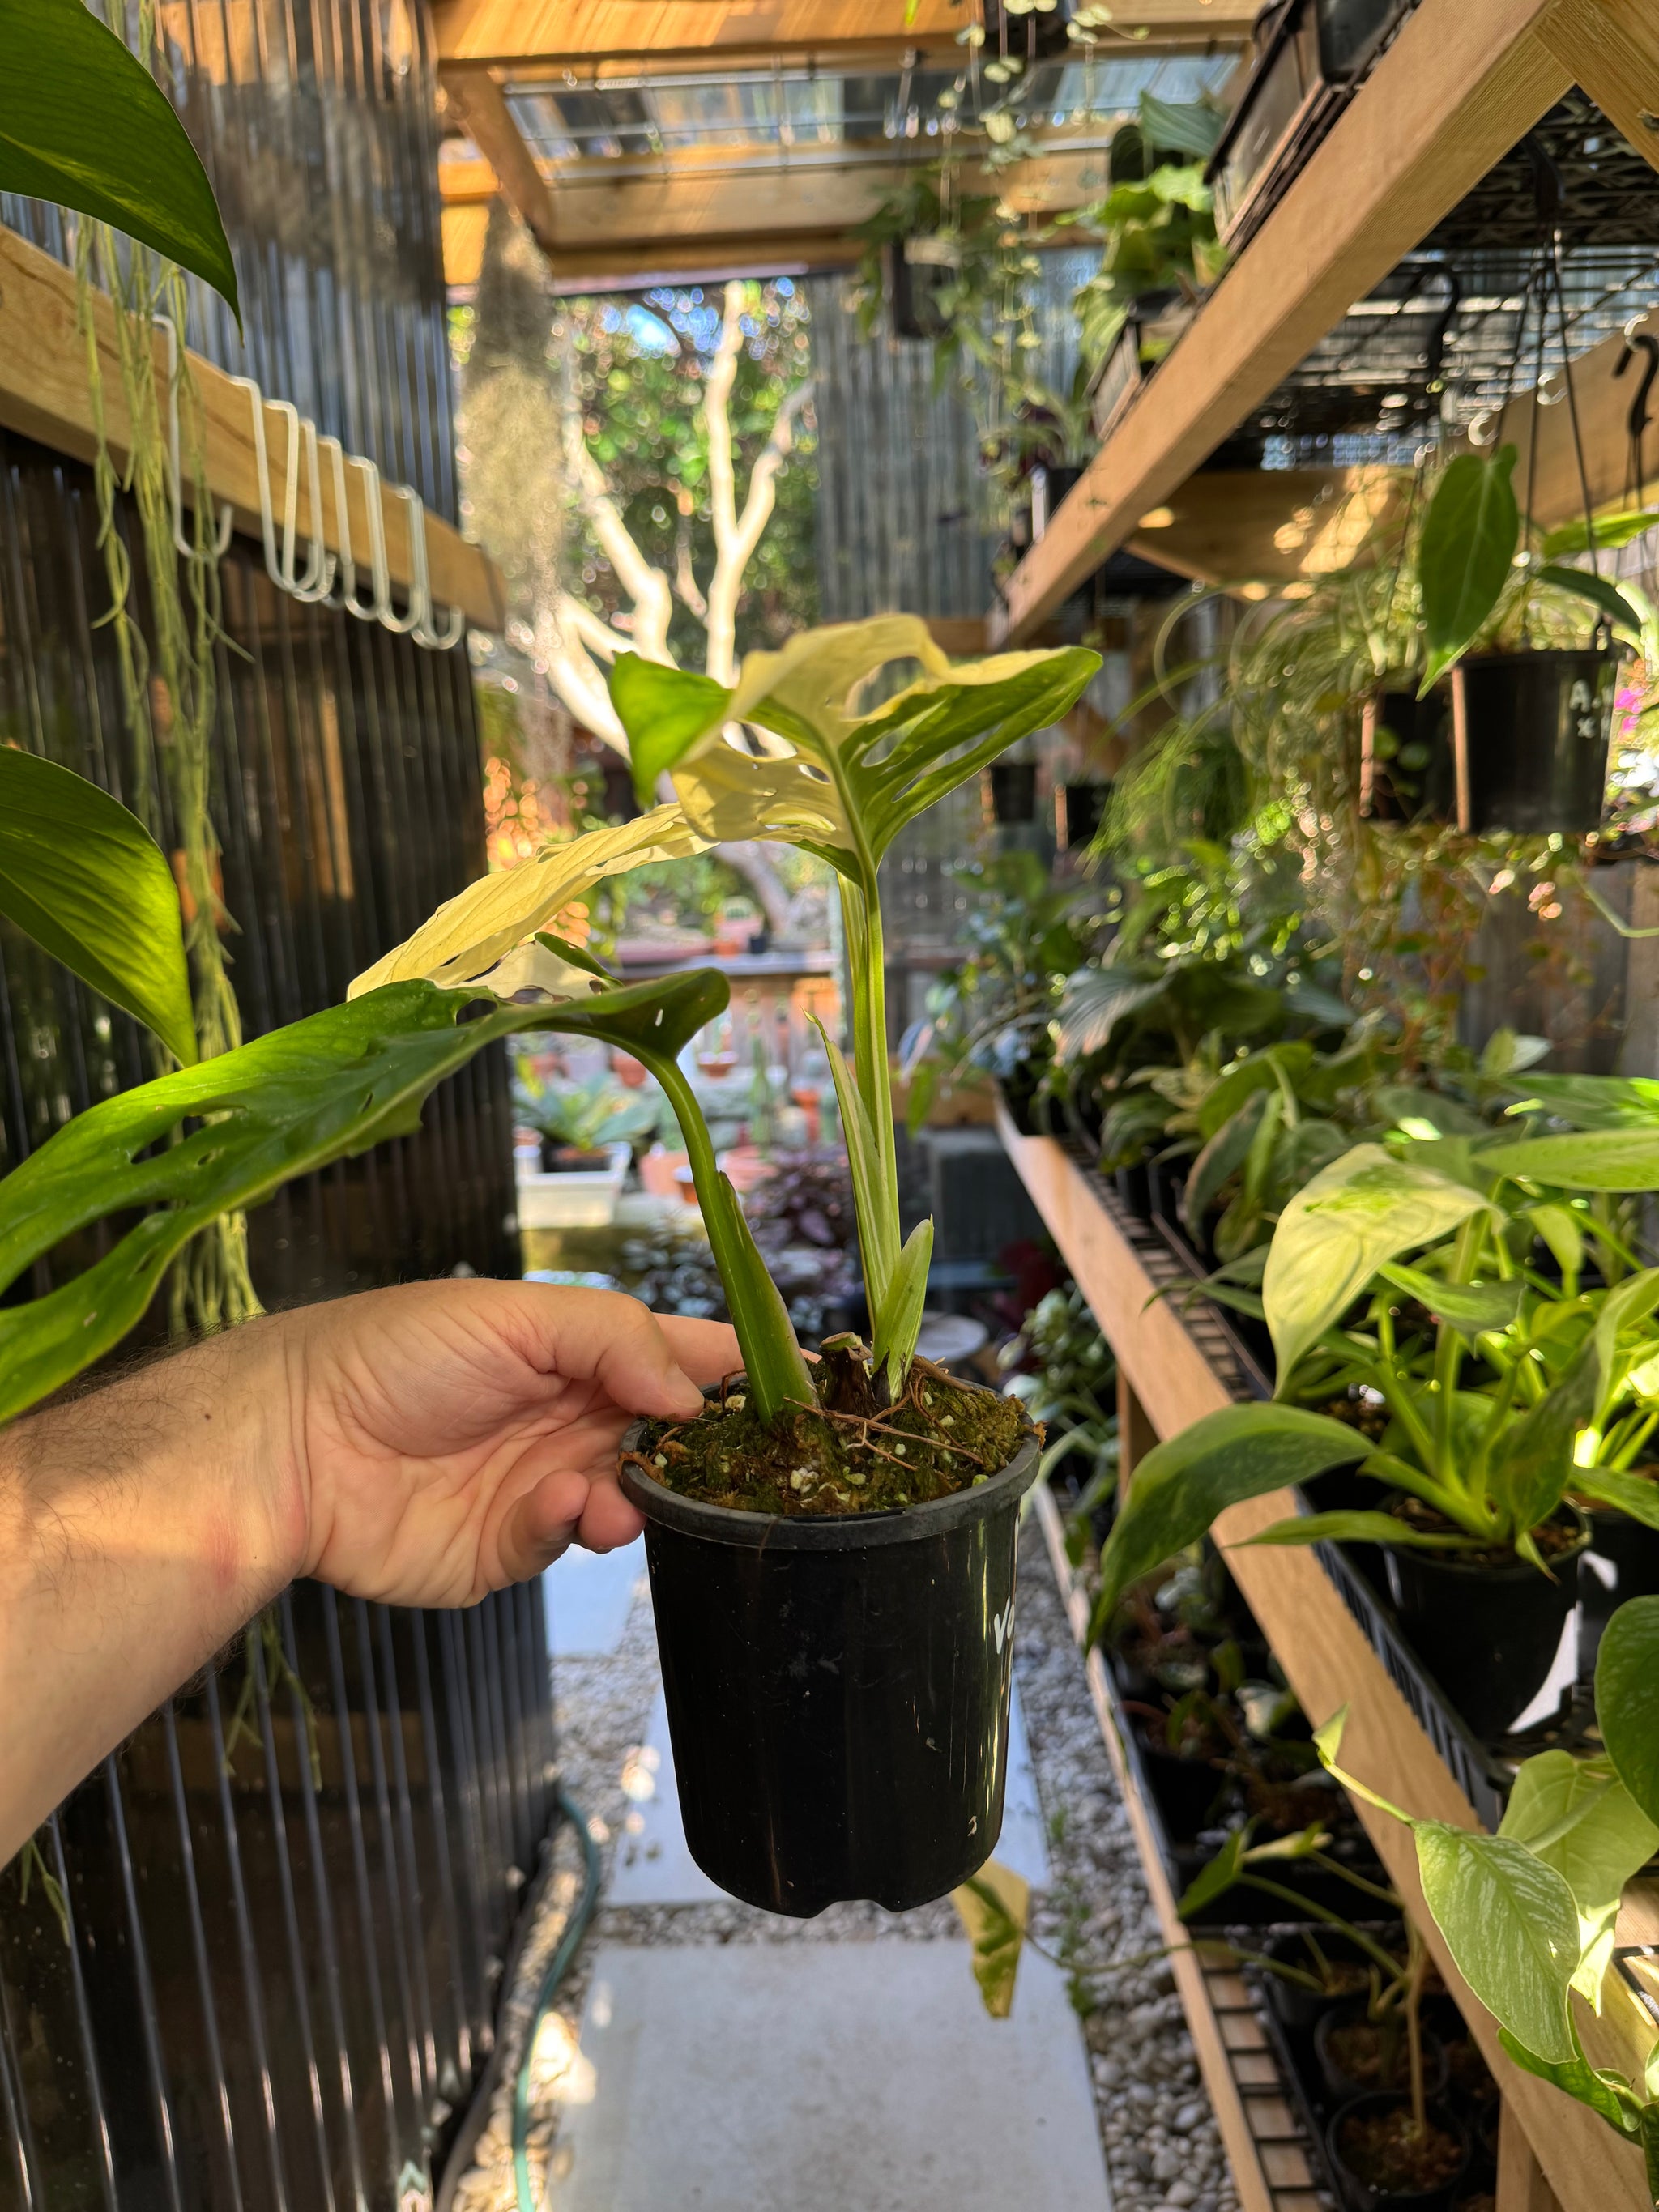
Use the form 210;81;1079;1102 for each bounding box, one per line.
1259;1927;1396;2035
987;760;1039;824
1315;2002;1446;2106
1327;2094;1470;2211
619;1393;1040;1917
1450;648;1617;836
1384;1507;1589;1743
1577;1497;1659;1678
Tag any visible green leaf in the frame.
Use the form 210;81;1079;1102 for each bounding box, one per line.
1487;1338;1598;1540
1375;1261;1523;1336
1239;1508;1467;1551
1263;1144;1494;1387
1139;90;1226;159
0;0;238;316
951;1862;1030;2019
0;982;528;1423
1542;511;1659;560
1414;1820;1580;2064
1417;447;1520;691
1512;1075;1659;1131
608;653;736;805
1056;967;1170;1063
1530;1202;1585;1281
1094;1404;1367;1627
1481;1129;1659;1191
1177;1826;1247;1920
1574;1467;1659;1532
0;748;195;1065
812;1014;898;1301
1499;1750;1659;2005
872;1217;934;1395
1536;565;1645;636
1499;2027;1644;2138
1597;1597;1659;1826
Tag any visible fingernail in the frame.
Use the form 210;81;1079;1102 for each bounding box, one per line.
667;1367;705;1413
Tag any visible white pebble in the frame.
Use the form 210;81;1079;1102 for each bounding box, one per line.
653;1454;667;1468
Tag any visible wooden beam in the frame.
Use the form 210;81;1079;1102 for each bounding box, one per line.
993;0;1573;642
1122;465;1409;590
438;130;1120;282
1542;0;1659;183
441;72;560;258
0;225;506;633
433;0;1257;75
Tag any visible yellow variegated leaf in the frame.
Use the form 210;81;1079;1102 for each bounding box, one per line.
671;733;854;858
347;806;706;997
952;1860;1030;2019
859;646;1079;728
461;937;612;1004
727;614;949;732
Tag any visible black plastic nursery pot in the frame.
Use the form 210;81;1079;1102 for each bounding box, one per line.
1384;1508;1589;1743
987;760;1039;824
1577;1498;1659;1678
1315;2005;1446;2106
1260;1927;1401;2035
1058;779;1112;851
618;1403;1041;1916
1326;2093;1470;2212
1449;647;1618;836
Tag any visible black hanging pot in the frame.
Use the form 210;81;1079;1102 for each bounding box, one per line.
618;1396;1040;1916
987;761;1038;824
1360;688;1452;822
1576;1493;1659;1678
1449;647;1618;836
1384;1506;1589;1743
1326;2093;1471;2211
1059;780;1112;850
1259;1927;1401;2035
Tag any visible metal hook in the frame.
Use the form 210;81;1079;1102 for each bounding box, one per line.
340;454;395;623
1626;310;1653;343
228;373;287;590
318;435;365;613
1467;407;1500;448
377;482;429;636
1537;367;1568;409
264;400;335;602
156;314;233;560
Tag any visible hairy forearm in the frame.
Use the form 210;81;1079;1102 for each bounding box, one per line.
0;1319;303;1867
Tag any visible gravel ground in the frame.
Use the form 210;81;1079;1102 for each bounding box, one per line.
445;1518;1242;2212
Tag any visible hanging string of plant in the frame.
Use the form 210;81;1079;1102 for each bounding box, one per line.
74;0;259;1339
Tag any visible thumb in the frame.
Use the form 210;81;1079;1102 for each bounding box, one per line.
590;1300;710;1421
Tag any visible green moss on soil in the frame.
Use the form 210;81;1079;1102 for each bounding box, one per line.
631;1359;1030;1516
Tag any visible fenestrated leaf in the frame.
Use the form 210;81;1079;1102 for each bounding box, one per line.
1499;1750;1659;2006
952;1860;1030;2018
347;808;707;995
1480;1129;1659;1192
1;0;238;316
1417;446;1520;691
1597;1597;1659;1827
1264;1144;1494;1387
0;747;195;1065
1414;1820;1580;2064
668;729;853;867
1094;1404;1367;1628
0;983;529;1424
608;653;733;803
1375;1261;1523;1336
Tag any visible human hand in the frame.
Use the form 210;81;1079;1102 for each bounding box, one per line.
272;1280;737;1605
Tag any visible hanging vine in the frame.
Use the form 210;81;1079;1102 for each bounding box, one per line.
74;0;259;1337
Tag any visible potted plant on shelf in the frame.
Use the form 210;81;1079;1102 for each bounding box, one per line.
1094;1126;1659;1742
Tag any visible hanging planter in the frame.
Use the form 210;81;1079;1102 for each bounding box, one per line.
620;1392;1039;1915
1358;688;1452;822
1448;646;1618;836
987;760;1039;823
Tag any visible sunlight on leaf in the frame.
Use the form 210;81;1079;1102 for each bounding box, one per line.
952;1860;1030;2018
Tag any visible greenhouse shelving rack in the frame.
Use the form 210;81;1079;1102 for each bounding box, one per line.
992;0;1659;641
999;1100;1659;2212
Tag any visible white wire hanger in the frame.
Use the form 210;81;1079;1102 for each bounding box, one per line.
156;319;468;650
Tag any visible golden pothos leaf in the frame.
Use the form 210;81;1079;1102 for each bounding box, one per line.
951;1860;1030;2019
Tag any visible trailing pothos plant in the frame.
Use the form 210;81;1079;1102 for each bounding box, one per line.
1094;1123;1659;1628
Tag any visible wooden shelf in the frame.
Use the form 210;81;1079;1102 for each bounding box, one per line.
0;224;506;634
1033;1478;1326;2212
1000;1103;1657;2212
992;0;1659;641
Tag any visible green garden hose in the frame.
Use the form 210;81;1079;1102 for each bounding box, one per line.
514;1790;603;2212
